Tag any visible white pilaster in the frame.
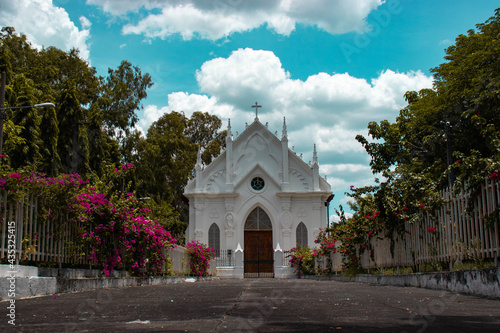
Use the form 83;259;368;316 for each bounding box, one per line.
312;144;320;191
226;119;234;192
195;148;203;192
281;117;290;191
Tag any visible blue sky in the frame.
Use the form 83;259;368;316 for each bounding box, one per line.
1;0;499;220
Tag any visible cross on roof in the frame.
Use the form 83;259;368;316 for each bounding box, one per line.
251;102;262;121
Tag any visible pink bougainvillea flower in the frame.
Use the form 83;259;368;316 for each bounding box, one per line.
489;172;500;180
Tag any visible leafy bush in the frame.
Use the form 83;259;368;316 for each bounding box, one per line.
0;167;177;276
186;240;215;276
286;246;315;278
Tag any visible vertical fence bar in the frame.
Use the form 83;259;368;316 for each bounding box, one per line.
459;187;465;261
28;195;34;261
0;191;6;259
496;182;500;263
485;180;493;257
15;198;22;264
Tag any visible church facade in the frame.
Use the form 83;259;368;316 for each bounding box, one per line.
184;110;332;278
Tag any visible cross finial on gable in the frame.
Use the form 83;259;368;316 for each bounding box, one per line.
251;102;261;121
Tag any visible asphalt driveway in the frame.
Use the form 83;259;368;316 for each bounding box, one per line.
2;278;499;332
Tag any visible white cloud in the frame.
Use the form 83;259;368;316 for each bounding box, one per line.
79;16;92;29
330;212;353;224
87;0;384;41
143;48;433;197
196;48;289;109
85;0;164;16
134;93;235;136
122;4;260;41
0;0;91;61
135;104;169;136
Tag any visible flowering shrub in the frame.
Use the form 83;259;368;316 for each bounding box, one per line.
286;246;315;278
0;166;177;276
313;229;337;257
186;240;215;276
312;201;386;273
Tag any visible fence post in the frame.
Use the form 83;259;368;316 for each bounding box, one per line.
234;243;244;278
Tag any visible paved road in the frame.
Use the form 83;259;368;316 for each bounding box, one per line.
2;278;499;332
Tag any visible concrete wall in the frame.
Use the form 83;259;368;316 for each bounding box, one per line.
170;246;189;276
310;267;500;299
169;246;217;276
0;264;218;301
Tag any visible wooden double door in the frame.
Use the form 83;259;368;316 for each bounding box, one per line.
244;207;274;278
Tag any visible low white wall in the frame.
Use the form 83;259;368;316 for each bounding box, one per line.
312;267;500;299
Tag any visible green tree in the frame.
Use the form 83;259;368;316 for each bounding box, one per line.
39;105;61;176
133;111;226;229
100;60;153;139
0;27;154;178
354;8;500;231
186;111;226;164
57;79;90;175
10;74;43;168
139;111;196;208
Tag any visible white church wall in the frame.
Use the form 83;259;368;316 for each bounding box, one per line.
184;116;332;278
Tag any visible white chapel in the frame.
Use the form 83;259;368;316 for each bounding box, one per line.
184;105;332;278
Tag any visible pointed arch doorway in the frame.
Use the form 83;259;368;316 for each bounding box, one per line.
244;207;274;278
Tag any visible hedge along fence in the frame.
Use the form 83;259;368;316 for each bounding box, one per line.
0;191;216;277
318;180;500;273
0;169;179;277
0;192;92;267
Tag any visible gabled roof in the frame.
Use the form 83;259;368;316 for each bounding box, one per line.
184;117;331;196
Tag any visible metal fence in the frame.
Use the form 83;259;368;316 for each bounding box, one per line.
0;192;92;266
320;180;500;272
0;191;217;276
216;250;235;267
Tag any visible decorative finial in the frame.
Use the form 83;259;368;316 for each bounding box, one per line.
196;147;202;167
313;144;318;165
226;119;232;142
282;117;288;141
251;102;262;121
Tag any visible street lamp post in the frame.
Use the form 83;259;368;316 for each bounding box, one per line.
0;72;55;154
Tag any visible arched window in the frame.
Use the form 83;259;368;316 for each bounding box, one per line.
208;223;220;256
296;222;308;248
244;207;272;230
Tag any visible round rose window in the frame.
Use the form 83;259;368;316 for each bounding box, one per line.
251;177;265;191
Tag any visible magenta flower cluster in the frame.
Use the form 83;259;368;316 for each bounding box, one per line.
186;240;215;277
0;169;177;277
